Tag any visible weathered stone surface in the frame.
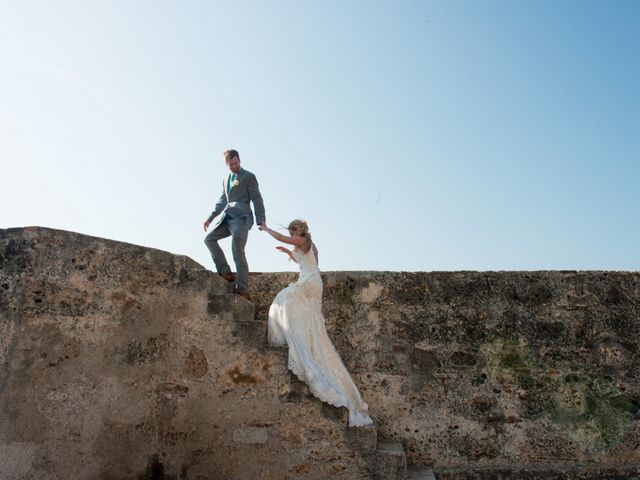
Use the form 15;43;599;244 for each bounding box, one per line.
2;227;640;479
184;345;209;378
0;228;374;479
249;270;640;471
232;426;269;444
433;464;640;479
408;464;437;480
347;421;378;453
374;441;407;480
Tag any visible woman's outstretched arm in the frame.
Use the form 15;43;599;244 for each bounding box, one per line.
259;224;306;247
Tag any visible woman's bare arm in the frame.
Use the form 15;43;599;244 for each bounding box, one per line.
276;246;297;262
260;224;306;247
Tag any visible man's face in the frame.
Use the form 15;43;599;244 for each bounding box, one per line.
226;155;241;174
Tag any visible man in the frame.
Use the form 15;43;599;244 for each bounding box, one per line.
204;149;265;300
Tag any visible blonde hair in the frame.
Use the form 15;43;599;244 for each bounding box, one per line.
288;219;312;253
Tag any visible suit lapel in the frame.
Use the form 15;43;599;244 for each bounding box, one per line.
231;169;245;197
226;169;244;200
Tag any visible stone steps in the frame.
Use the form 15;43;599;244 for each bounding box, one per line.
245;296;426;479
373;441;408;480
408;464;437;480
208;293;255;319
208;276;441;479
177;265;233;294
206;280;441;480
373;442;437;480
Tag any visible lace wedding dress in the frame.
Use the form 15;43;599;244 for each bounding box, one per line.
267;245;373;427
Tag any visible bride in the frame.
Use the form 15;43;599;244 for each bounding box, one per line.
259;220;373;427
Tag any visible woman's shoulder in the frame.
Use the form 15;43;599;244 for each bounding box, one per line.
293;242;314;256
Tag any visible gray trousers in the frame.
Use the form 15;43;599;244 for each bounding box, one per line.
204;220;250;293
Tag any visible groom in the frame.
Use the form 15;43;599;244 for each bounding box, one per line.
204;149;265;300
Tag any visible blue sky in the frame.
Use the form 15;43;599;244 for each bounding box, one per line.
1;1;638;271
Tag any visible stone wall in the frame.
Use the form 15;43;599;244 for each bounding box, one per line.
0;227;381;480
1;227;639;479
248;269;640;475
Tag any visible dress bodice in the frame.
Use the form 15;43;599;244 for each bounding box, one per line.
292;246;320;282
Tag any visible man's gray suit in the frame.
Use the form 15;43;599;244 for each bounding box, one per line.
204;168;265;293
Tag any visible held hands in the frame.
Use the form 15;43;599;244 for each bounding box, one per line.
258;223;268;232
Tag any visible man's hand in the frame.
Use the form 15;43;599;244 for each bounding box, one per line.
258;223;267;231
203;219;211;232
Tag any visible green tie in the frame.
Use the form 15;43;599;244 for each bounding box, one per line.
228;174;236;194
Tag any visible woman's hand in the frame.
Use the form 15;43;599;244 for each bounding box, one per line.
276;245;296;262
258;223;268;232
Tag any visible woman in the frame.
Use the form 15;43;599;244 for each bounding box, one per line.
259;220;373;427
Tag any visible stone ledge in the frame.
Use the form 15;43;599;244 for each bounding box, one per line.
433;463;640;480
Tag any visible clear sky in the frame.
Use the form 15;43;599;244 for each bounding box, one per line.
1;1;638;272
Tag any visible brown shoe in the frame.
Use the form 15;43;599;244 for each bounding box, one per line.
237;291;252;302
219;272;236;282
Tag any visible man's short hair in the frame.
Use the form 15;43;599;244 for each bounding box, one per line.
224;149;239;161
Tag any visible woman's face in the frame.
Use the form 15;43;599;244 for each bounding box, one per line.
288;228;295;236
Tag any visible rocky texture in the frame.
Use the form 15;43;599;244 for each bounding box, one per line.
248;270;640;476
0;227;383;479
432;464;640;479
1;226;639;479
374;441;408;479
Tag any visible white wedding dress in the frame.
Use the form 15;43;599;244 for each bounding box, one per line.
267;245;373;427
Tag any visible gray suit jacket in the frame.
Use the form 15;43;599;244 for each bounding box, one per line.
207;168;266;230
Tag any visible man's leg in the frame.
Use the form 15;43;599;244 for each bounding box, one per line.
204;222;232;274
230;227;250;293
